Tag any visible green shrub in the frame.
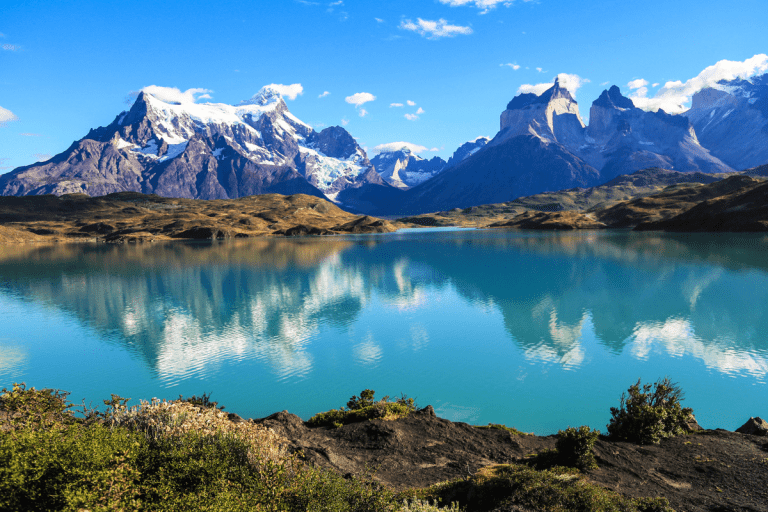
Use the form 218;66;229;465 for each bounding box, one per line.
0;382;75;429
308;390;417;428
607;378;693;445
556;426;600;470
423;463;673;512
474;423;531;436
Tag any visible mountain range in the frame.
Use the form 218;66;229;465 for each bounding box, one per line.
2;74;767;215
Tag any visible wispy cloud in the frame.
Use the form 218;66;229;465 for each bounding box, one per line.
33;153;52;162
263;83;304;100
517;73;590;98
138;86;214;104
439;0;534;14
2;44;21;51
345;92;376;107
341;118;350;126
390;103;404;107
628;54;768;113
318;91;330;98
20;133;41;137
501;63;520;70
399;18;472;39
405;113;419;121
0;158;11;170
407;100;416;106
0;106;19;126
415;107;425;114
375;17;384;23
372;142;429;154
359;108;368;117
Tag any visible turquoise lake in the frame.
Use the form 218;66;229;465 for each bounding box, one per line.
1;228;766;434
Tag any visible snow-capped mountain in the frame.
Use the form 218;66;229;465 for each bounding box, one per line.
685;74;768;170
0;86;390;202
370;147;446;189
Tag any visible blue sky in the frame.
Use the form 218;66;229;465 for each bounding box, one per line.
1;0;766;171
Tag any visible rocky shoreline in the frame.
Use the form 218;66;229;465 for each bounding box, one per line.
251;407;768;512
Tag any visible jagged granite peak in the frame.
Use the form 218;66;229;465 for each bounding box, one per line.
686;72;768;170
497;77;586;147
593;86;635;110
0;87;390;204
445;137;490;169
581;85;732;179
370;148;446;190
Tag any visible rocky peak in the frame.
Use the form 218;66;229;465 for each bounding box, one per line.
309;126;369;164
593;86;635;110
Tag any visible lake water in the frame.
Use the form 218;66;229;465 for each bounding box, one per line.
1;229;767;435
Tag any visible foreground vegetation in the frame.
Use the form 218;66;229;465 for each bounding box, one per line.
0;383;686;511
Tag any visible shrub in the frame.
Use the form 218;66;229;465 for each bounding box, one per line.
422;463;673;512
607;378;693;445
474;423;531;436
0;383;74;430
308;390;417;428
556;426;600;470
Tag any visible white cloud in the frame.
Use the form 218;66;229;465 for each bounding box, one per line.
629;54;768;113
399;18;472;39
141;86;213;104
375;17;384;22
430;147;440;151
438;0;530;14
415;107;425;114
372;142;429;154
33;153;52;162
341;118;350;126
516;73;590;98
345;92;376;107
407;100;416;106
359;108;368;117
600;81;610;86
0;106;19;126
390;103;404;107
627;78;648;90
652;83;659;87
536;67;544;73
2;44;20;51
0;157;10;170
20;133;41;137
405;113;419;121
264;83;304;100
318;91;330;98
501;63;521;70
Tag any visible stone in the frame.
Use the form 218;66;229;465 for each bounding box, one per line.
736;417;768;436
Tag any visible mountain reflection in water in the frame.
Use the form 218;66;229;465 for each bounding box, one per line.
1;230;766;433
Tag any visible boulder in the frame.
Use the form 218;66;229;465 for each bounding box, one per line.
736;417;768;436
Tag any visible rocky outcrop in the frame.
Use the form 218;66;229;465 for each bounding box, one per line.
489;211;606;230
444;137;490;169
736;417;768;436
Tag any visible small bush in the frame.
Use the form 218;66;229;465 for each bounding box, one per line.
556;426;600;470
607;377;693;445
308;390;417;428
423;463;673;512
474;423;531;436
0;383;74;430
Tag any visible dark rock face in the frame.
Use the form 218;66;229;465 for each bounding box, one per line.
736;417;768;436
444;137;490;169
397;135;600;216
592;85;636;110
306;126;369;163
